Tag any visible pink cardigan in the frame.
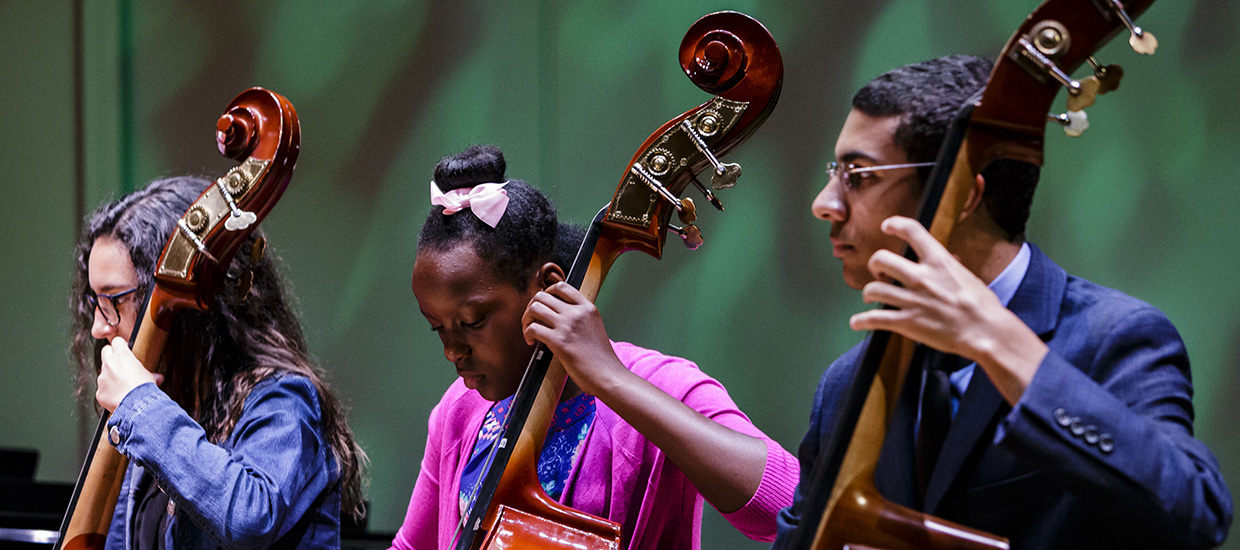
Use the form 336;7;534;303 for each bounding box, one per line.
390;341;797;549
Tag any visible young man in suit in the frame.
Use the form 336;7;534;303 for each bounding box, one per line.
773;55;1231;550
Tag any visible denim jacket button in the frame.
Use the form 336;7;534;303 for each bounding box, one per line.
108;425;121;446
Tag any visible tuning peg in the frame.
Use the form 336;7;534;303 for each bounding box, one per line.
1016;36;1087;101
680;119;742;189
1050;110;1089;137
225;211;256;231
710;163;742;190
690;175;725;211
1104;0;1157;55
669;224;704;250
1087;57;1125;94
215;176;257;231
677;197;698;224
176;218;220;263
1066;77;1100;112
689;174;725;211
1129;30;1158;55
630;163;685;215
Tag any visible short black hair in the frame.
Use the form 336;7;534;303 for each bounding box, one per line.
417;145;559;288
853;54;1040;239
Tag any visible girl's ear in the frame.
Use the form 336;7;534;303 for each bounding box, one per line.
536;262;566;290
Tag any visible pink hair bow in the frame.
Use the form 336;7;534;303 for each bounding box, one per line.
430;180;510;228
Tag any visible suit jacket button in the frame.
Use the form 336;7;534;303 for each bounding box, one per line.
1070;419;1086;436
108;425;121;446
1098;434;1114;453
1054;408;1072;426
1084;425;1099;444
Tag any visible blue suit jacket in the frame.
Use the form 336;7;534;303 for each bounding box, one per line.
774;245;1231;549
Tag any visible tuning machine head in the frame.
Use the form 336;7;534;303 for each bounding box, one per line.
689;174;724;211
1129;30;1158;55
1066;76;1100;112
669;223;704;250
711;163;742;190
677;197;698;224
1087;57;1125;94
1050;110;1090;137
1102;0;1158;54
680;118;744;190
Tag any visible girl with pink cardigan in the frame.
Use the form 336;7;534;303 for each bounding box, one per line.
390;145;796;549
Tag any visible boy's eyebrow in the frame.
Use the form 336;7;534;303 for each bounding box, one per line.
836;151;879;164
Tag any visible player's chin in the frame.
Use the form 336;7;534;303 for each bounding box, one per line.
841;265;875;291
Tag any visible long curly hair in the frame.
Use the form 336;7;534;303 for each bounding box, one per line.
70;176;368;520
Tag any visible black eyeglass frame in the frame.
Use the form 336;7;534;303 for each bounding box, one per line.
85;287;141;327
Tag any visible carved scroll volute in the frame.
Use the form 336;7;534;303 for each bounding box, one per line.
681;11;783;152
149;88;300;328
601;11;782;261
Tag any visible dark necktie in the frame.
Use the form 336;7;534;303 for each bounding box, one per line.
915;350;966;499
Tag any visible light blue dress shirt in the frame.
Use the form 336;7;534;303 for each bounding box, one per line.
948;241;1031;417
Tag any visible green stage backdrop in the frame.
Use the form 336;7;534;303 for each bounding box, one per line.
3;1;1238;547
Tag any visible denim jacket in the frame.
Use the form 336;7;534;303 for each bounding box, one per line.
104;374;341;549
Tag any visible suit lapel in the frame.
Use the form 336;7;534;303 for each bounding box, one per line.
923;368;1005;513
1007;244;1064;336
922;244;1066;513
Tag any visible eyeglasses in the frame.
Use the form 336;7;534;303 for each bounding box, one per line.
825;161;936;190
85;287;141;327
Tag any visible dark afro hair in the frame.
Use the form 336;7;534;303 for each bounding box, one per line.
416;145;559;288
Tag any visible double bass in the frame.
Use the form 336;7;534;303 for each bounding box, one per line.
783;0;1159;548
55;88;300;550
453;11;783;549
